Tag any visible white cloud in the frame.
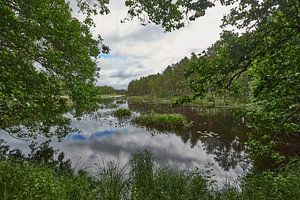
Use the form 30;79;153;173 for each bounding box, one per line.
80;1;232;89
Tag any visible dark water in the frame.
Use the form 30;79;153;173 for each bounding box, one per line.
0;98;252;185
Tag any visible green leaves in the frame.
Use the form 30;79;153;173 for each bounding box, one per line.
157;0;300;157
124;0;214;31
0;0;103;137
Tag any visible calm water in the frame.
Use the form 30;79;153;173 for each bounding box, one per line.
0;98;252;184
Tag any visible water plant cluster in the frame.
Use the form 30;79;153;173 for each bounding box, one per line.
133;113;191;129
114;108;132;118
1;150;299;200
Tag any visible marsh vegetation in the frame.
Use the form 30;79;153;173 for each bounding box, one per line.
133;113;191;129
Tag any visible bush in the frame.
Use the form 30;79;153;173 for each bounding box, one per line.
239;160;300;200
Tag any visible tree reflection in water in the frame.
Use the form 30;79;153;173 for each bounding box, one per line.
128;101;251;172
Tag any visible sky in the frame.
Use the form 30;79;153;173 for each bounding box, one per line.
72;1;232;89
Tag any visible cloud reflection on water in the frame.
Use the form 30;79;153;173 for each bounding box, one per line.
0;101;252;186
57;125;249;184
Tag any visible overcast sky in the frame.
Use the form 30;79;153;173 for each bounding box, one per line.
75;1;231;89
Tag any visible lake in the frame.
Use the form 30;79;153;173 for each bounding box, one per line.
0;97;252;186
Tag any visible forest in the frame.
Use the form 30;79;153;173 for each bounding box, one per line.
127;53;250;103
128;55;193;98
1;0;300;199
98;85;126;95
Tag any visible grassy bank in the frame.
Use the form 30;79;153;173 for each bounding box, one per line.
1;151;300;200
127;96;246;109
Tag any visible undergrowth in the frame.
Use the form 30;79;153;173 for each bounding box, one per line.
0;150;299;200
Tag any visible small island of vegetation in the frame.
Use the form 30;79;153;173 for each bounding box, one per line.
114;108;132;118
133;113;191;129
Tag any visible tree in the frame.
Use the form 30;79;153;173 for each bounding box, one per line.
0;0;109;137
180;0;299;159
1;0;299;148
125;0;300;158
127;56;195;98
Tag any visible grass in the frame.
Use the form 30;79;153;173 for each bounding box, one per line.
127;96;174;105
127;95;247;109
128;150;210;200
0;160;96;200
133;113;191;129
114;108;132;118
1;151;300;200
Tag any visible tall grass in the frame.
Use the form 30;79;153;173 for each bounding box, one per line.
0;160;96;200
95;161;127;200
128;150;211;200
1;151;299;200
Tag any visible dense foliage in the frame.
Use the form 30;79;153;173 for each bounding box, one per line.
0;0;111;137
128;56;195;98
98;85;126;95
127;53;249;103
181;1;300;158
127;0;300;159
1;150;300;200
1;0;299;198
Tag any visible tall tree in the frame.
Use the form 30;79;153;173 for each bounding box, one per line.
126;0;300;158
0;0;108;137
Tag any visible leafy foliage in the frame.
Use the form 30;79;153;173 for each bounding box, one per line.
98;85;127;95
128;55;195;98
125;0;300;159
172;0;300;158
0;0;108;137
1;149;300;200
124;0;215;31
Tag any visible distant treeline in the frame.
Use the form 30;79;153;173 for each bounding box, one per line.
128;55;196;98
98;85;126;95
127;54;250;102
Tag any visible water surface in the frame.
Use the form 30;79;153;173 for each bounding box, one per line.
0;98;252;185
